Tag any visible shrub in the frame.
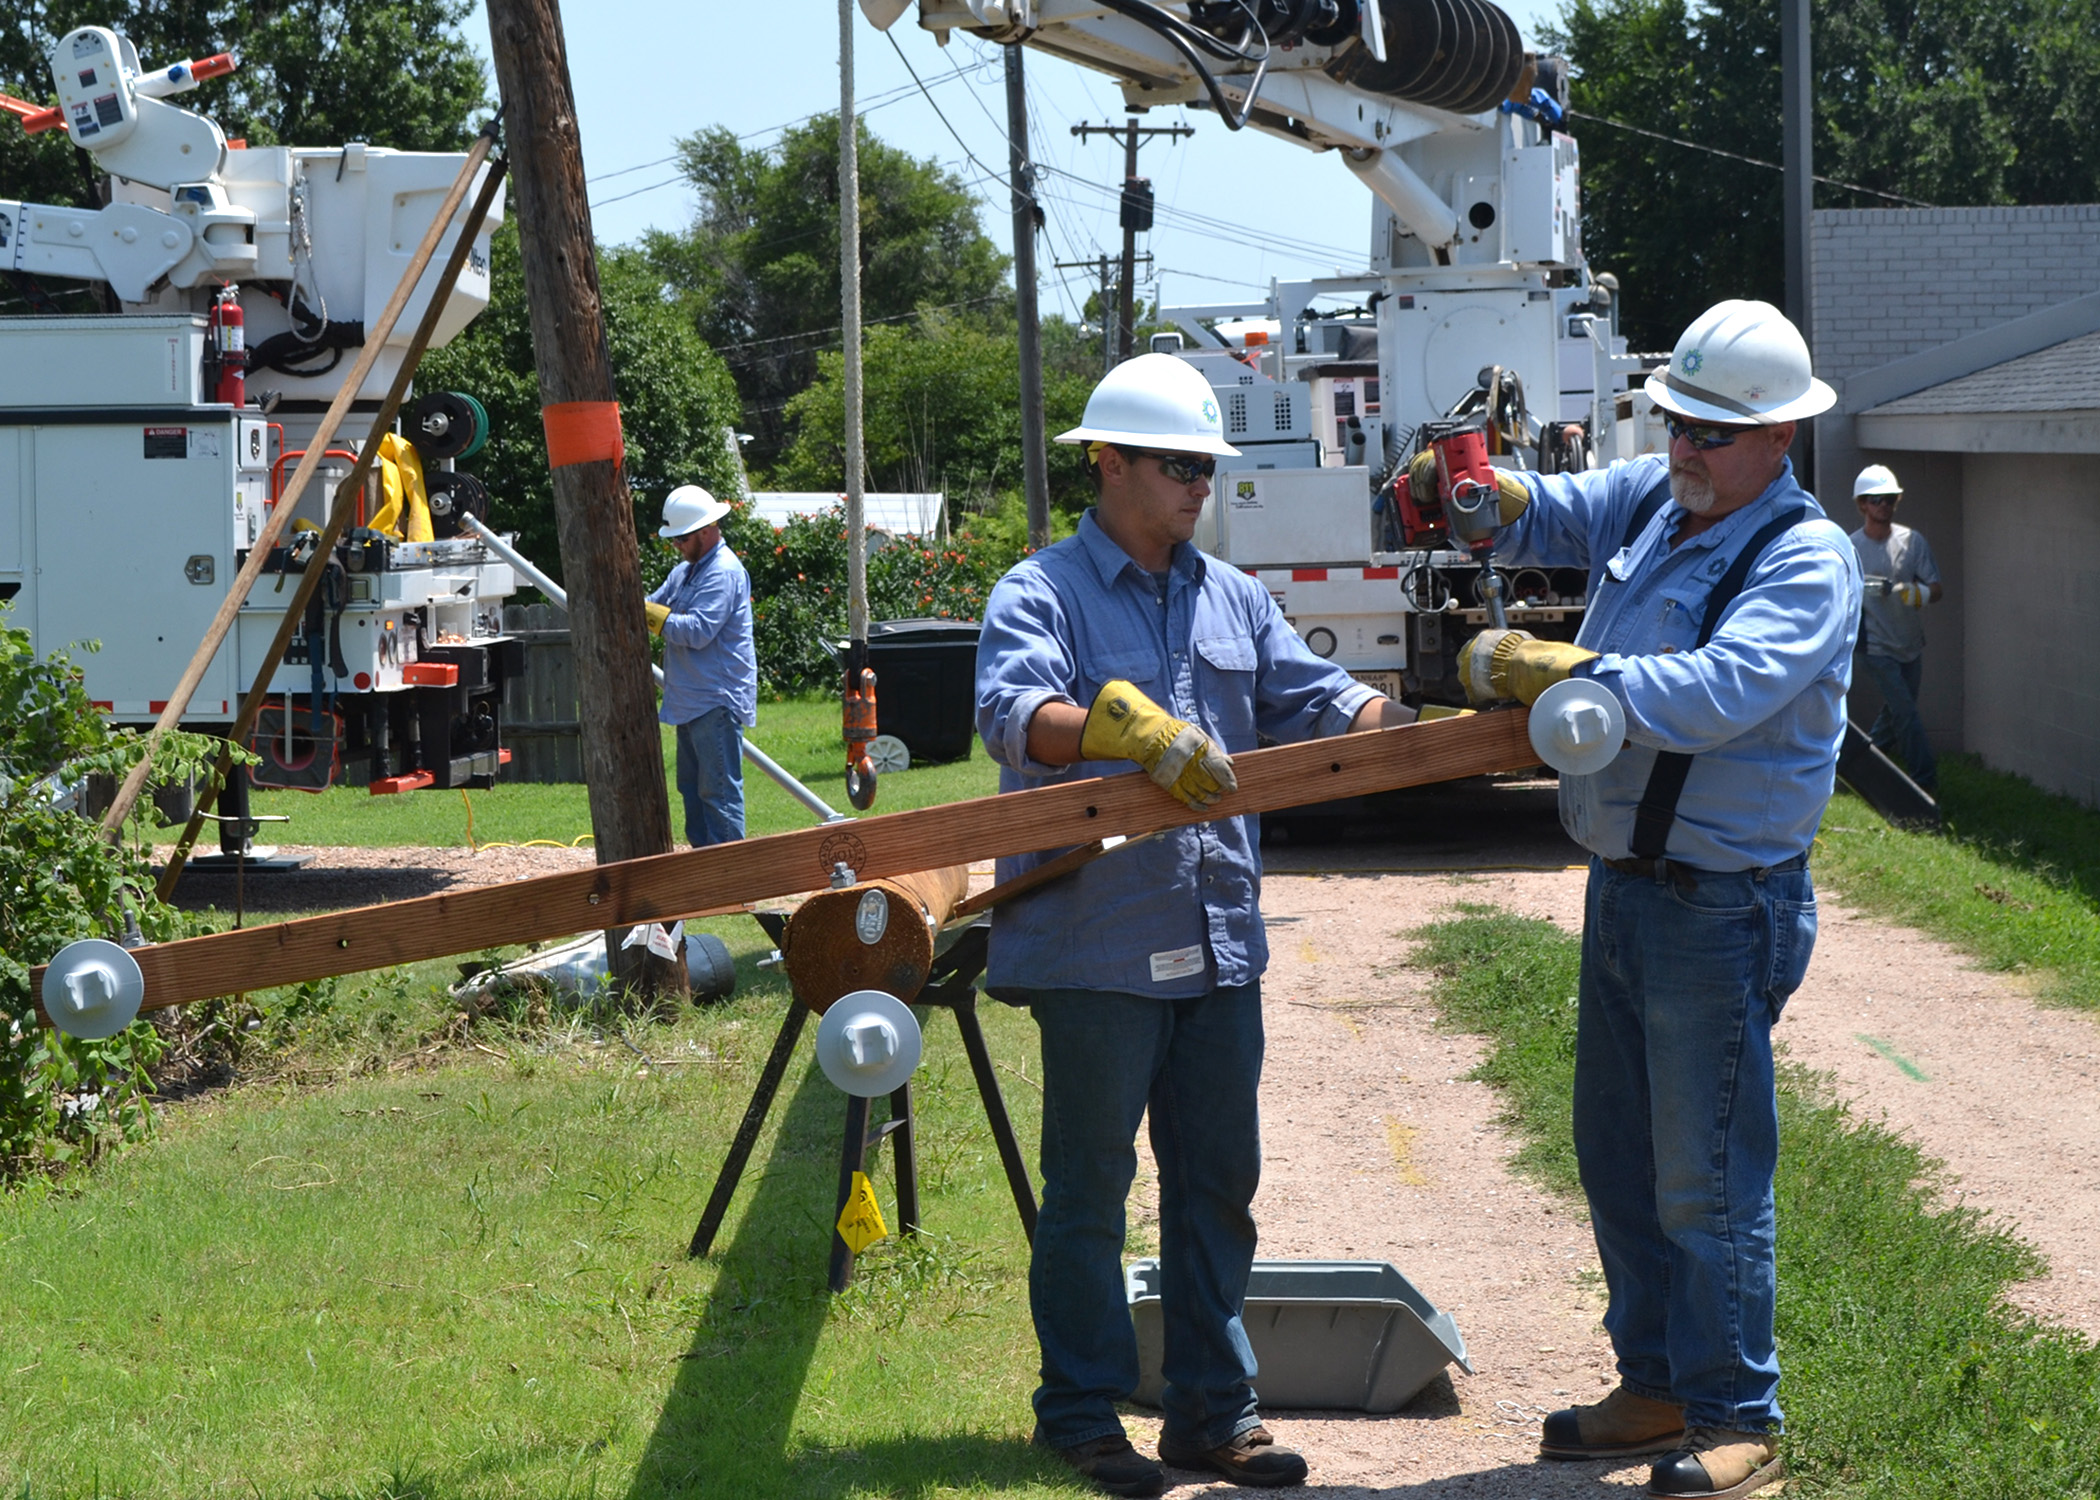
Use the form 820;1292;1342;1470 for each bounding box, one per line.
713;499;1045;697
0;607;220;1177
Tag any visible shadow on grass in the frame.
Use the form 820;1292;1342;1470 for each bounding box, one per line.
622;1055;1049;1500
163;858;476;914
1937;753;2100;911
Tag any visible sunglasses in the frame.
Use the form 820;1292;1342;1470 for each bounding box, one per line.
1860;494;1899;506
1662;414;1749;450
1120;447;1217;484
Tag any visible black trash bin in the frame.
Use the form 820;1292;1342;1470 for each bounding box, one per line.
843;617;982;765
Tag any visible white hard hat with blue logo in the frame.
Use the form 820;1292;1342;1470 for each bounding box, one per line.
1056;352;1243;458
1645;299;1836;426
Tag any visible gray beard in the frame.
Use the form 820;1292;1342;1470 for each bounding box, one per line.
1670;466;1718;515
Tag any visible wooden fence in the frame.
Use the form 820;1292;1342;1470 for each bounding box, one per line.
500;602;582;783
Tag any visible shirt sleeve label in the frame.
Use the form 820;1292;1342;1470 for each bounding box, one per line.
1149;944;1205;983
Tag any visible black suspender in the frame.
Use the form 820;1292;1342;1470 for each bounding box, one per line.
1625;504;1812;861
1618;470;1674;555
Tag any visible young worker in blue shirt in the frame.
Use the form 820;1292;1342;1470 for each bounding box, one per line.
644;485;757;846
1437;300;1859;1500
975;353;1413;1497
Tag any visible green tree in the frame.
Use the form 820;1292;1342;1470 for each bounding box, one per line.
2;0;486;278
416;223;745;589
769;310;1101;525
1551;0;2100;350
644;114;1011;467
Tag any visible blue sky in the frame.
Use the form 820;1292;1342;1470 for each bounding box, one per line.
460;2;1564;322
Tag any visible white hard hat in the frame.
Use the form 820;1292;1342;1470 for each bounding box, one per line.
1055;352;1242;458
1853;463;1902;498
1644;299;1836;426
659;484;730;539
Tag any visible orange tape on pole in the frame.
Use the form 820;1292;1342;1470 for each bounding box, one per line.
542;401;625;468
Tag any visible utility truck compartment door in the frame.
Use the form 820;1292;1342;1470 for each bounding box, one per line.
32;421;233;718
1204;467;1376;569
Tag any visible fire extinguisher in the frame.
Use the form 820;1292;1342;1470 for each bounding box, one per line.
206;285;246;407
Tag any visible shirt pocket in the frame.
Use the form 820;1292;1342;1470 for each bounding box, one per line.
1194;633;1260;744
1080;646;1165;699
1651;587;1704;655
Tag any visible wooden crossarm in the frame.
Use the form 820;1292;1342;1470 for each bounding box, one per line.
37;708;1539;1019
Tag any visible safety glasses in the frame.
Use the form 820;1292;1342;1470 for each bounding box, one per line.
1121;447;1217;484
1859;493;1899;507
1662;413;1748;450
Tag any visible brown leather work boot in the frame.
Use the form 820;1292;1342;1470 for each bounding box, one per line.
1538;1386;1687;1460
1032;1431;1165;1498
1157;1424;1309;1487
1647;1427;1784;1498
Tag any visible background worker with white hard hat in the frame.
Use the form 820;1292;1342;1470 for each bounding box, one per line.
1444;300;1860;1500
974;353;1413;1497
1848;464;1943;791
645;485;757;847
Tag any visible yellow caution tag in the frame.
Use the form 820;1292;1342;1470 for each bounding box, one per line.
836;1171;889;1255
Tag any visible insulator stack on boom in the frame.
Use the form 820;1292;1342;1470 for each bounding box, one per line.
1325;0;1529;116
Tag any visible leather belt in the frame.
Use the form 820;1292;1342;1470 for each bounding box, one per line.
1602;855;1697;889
1602;853;1807;887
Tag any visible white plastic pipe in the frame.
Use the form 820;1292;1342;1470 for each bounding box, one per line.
1344;147;1460;252
461;515;846;825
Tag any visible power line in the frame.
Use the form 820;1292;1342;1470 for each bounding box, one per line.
709;291;1013;363
886;30;1010;195
584;72;971;211
1567;109;1935;207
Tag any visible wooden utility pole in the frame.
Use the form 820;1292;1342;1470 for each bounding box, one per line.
1781;0;1815;477
1004;45;1051;550
1072;115;1191;361
485;0;685;1002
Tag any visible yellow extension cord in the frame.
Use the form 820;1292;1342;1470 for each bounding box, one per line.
458;789;595;854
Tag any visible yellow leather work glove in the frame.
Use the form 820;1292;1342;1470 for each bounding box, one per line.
1894;581;1931;609
1458;628;1599;705
1080;679;1238;810
644;601;672;636
1414;704;1476;722
1448;469;1533;545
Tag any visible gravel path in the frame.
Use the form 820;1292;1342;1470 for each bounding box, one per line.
159;841;2100;1494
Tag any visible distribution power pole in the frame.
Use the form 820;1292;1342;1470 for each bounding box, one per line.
1781;0;1815;477
1072;114;1191;361
1055;251;1154;375
485;0;686;1003
1005;46;1051;551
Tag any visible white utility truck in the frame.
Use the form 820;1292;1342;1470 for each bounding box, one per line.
870;0;1672;703
0;25;519;849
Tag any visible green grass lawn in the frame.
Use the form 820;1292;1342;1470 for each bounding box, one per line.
233;696;1001;850
1413;907;2100;1499
1816;753;2100;1010
0;956;1074;1498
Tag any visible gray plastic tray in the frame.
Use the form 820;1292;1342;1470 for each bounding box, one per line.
1125;1259;1472;1413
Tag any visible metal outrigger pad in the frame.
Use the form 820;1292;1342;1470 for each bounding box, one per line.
41;938;146;1040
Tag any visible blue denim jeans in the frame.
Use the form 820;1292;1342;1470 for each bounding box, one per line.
1861;652;1936;791
1022;983;1266;1452
673;707;744;847
1575;855;1817;1433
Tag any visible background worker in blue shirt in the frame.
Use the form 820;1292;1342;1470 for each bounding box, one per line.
1441;301;1859;1500
644;485;757;846
976;354;1413;1498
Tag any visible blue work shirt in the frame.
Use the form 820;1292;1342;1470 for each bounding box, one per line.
1498;454;1861;871
976;509;1378;998
649;542;757;728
